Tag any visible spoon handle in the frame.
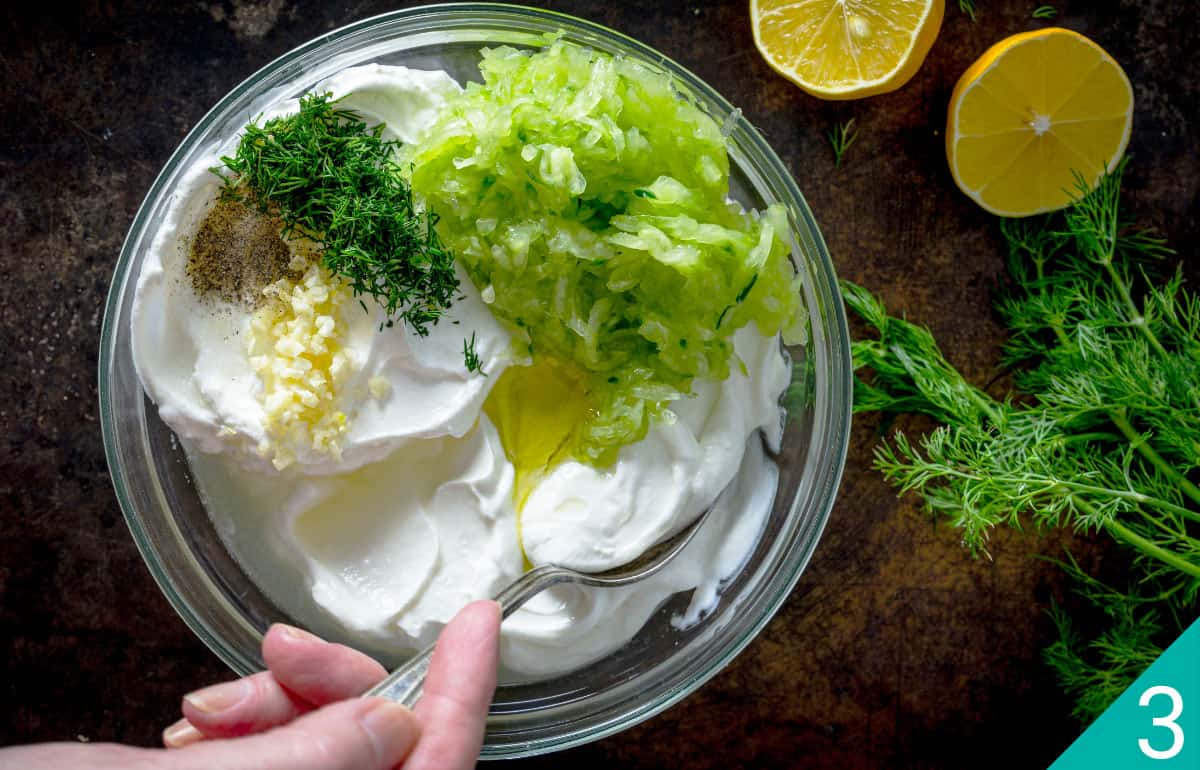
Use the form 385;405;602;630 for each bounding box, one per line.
363;642;434;707
365;565;575;706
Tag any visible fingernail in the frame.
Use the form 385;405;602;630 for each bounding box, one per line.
183;678;252;714
278;624;322;644
163;718;204;749
360;699;419;763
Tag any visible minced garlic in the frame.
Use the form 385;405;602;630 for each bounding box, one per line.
367;375;392;401
248;263;355;470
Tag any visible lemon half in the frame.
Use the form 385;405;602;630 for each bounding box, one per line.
946;28;1134;217
751;0;945;100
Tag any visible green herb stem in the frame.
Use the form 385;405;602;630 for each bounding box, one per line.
1104;516;1200;581
827;119;858;168
1059;432;1123;445
883;459;1197;525
966;384;1005;427
1099;257;1171;359
1109;409;1200;509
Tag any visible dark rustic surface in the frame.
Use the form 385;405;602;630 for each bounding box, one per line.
1;1;1196;768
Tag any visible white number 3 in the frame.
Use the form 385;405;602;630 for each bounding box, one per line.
1139;685;1185;760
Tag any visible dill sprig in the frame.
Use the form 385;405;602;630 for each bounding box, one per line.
1043;555;1169;722
827;118;858;168
218;93;458;337
844;159;1200;720
463;332;486;376
1032;5;1057;19
959;0;978;21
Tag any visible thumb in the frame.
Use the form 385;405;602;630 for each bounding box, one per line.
170;697;419;770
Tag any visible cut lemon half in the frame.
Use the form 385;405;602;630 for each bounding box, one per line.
947;28;1134;217
750;0;945;100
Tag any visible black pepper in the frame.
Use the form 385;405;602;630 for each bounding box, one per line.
187;197;304;305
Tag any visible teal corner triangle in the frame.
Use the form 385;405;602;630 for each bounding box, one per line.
1049;618;1200;769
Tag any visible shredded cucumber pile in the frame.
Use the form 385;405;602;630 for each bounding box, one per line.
407;39;801;463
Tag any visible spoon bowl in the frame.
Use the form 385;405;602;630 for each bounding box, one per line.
365;504;717;707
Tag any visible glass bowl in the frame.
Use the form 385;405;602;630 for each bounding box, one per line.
99;3;851;759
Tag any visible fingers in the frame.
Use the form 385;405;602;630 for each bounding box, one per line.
406;600;502;770
173;624;387;743
163;607;498;770
170;697;419;770
262;623;389;703
0;743;156;770
180;671;306;740
163;718;206;748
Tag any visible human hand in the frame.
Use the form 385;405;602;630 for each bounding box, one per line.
0;600;501;770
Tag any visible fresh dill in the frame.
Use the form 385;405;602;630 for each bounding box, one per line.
844;160;1199;721
1042;556;1168;722
827;118;858;168
218;92;459;339
958;0;978;21
463;332;486;376
1032;5;1057;19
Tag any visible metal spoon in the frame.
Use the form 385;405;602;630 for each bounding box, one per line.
363;504;716;707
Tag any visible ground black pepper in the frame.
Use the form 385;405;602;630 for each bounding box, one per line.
187;197;303;305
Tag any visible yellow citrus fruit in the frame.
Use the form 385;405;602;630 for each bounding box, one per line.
750;0;945;100
946;28;1134;217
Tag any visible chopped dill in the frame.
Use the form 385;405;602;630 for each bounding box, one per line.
827;118;858;168
958;0;978;21
1032;5;1057;19
463;332;486;376
217;92;458;340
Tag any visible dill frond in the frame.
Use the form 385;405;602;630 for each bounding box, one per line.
463;332;486;376
845;159;1200;719
827;118;858;168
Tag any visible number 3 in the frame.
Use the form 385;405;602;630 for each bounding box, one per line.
1139;685;1184;760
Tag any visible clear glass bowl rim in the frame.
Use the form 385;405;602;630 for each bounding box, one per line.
98;2;852;758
